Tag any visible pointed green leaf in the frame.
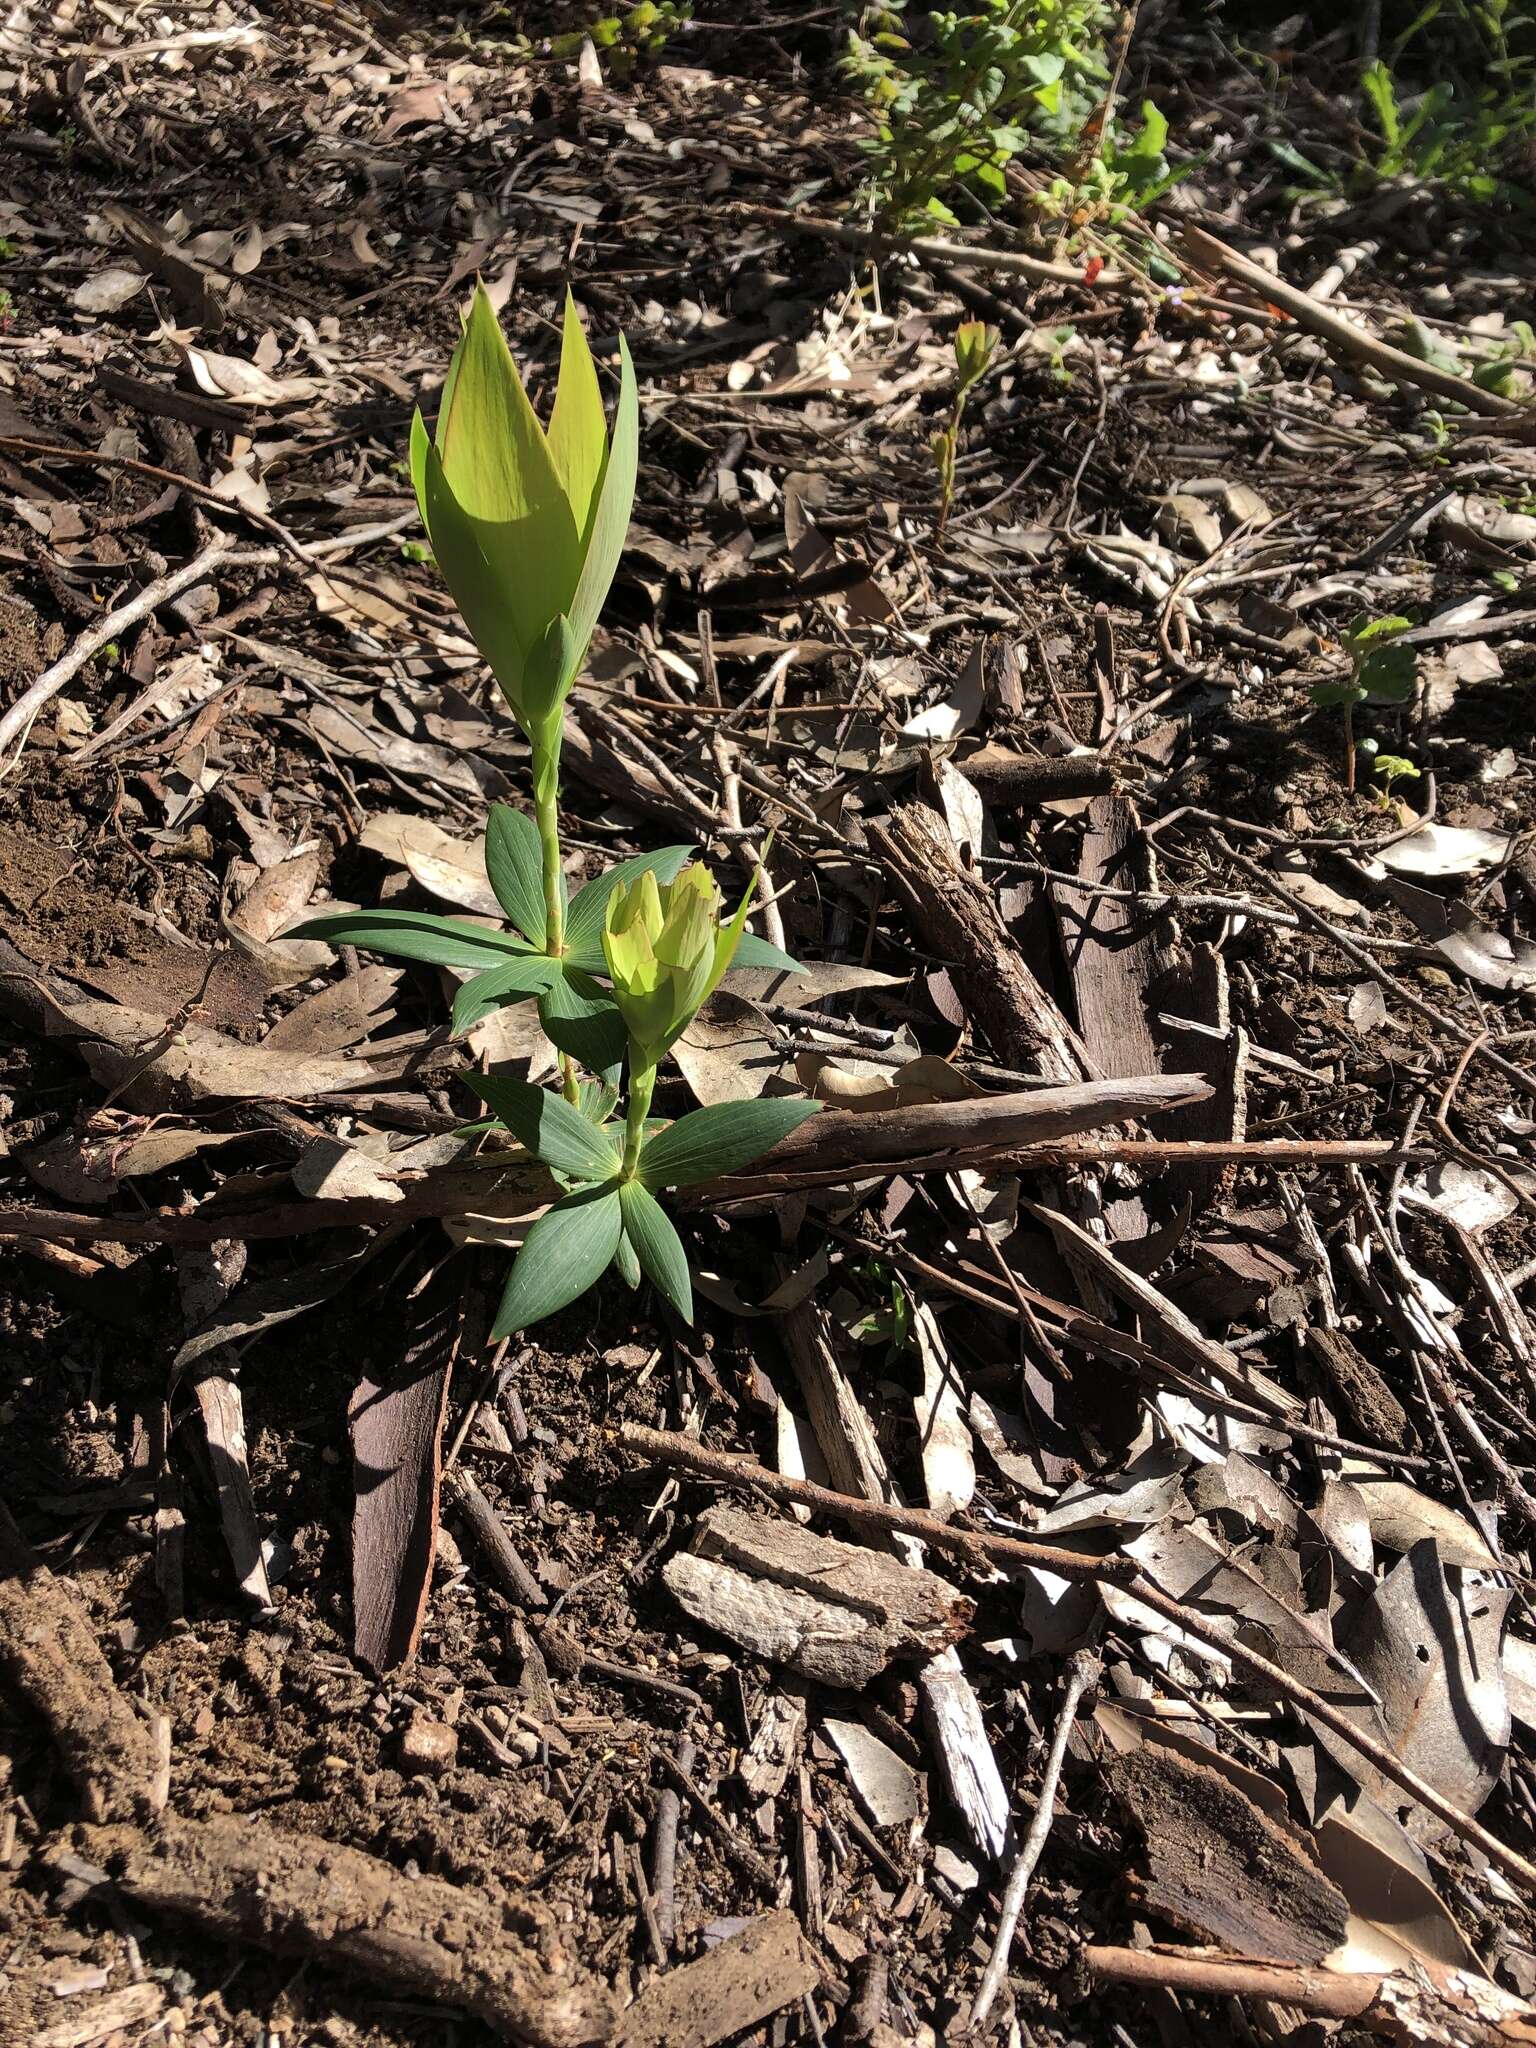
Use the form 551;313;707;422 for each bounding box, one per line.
638;1098;822;1189
437;286;581;660
726;931;803;975
538;964;627;1072
409;407;432;537
614;1228;641;1289
564;844;694;968
451;956;557;1036
563;334;638;674
578;1076;620;1124
485;804;549;946
620;1180;693;1323
547;289;607;543
286;909;539;971
494;1182;622;1334
521;611;582;732
423;440;530;709
468;1073;621;1180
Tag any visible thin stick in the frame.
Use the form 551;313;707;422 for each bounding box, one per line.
618;1424;1536;1895
969;1651;1101;2030
0;542;277;764
1181;226;1518;419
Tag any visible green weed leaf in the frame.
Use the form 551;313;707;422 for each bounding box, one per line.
538;964;627;1073
619;1180;693;1323
494;1182;622;1334
484;804;552;946
451;956;559;1036
468;1073;620;1180
638;1097;822;1188
288;909;539;971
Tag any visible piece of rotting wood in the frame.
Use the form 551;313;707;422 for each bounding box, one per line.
616;1909;820;2048
663;1505;973;1690
74;1816;615;2048
870;803;1091;1083
0;1512;167;1825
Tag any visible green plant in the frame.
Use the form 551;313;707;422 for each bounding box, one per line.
292;288;814;1333
399;539;431;565
552;0;690;75
1365;747;1421;808
932;319;998;537
1035;97;1191;236
843;0;1113;228
1311;614;1418;793
1356;0;1536;210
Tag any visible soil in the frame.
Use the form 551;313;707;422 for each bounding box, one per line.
4;3;1536;2046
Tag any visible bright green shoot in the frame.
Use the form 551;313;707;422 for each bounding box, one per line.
1310;614;1417;795
290;287;817;1335
469;863;819;1336
932;320;999;541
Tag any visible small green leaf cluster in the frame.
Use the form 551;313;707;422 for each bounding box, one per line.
291;289;819;1334
932;319;999;537
1310;614;1419;794
843;0;1113;227
551;1;691;75
842;0;1182;237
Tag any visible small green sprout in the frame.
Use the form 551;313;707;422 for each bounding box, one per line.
1369;751;1421;810
932;319;999;541
1311;614;1417;794
399;539;431;565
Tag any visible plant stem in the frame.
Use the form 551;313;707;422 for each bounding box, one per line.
1344;698;1356;793
532;731;579;1105
622;1057;657;1180
532;736;565;958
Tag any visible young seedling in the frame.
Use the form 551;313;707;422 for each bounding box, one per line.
932;320;998;540
467;862;820;1334
291;287;813;1334
1310;614;1417;794
295;288;794;1092
1365;747;1421;813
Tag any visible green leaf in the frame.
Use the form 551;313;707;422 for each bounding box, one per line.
564;334;638;673
1358;642;1418;704
494;1182;622;1334
547;289;607;544
577;1076;620;1124
451;956;557;1036
287;908;539;971
1346;612;1412;649
467;1073;620;1180
1310;680;1366;709
538;964;627;1072
523;611;583;735
614;1228;641;1289
563;844;694;968
638;1098;822;1189
422;441;530;710
726;931;803;976
409;407;432;536
484;804;550;945
437;285;581;662
619;1180;693;1323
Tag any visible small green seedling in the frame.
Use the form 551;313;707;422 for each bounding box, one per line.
1369;749;1421;811
477;862;818;1335
932;320;999;540
1311;614;1417;794
291;286;813;1335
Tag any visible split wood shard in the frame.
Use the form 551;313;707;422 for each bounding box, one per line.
74;1816;616;2048
663;1504;974;1688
